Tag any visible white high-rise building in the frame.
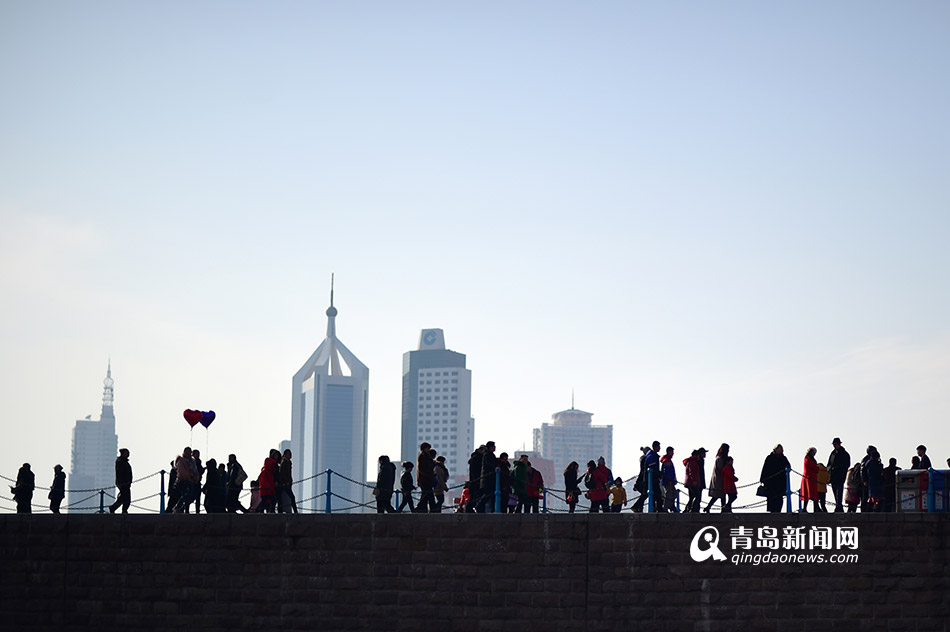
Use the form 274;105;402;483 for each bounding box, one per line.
401;329;473;483
291;280;369;512
533;404;613;509
69;362;119;513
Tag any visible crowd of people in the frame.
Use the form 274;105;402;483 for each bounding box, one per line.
6;439;947;515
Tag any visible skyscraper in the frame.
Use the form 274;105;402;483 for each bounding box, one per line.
290;280;369;512
69;362;119;513
401;329;474;483
533;404;612;510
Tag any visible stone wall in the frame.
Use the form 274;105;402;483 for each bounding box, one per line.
1;513;948;631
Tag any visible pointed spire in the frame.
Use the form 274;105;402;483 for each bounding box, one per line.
571;388;575;410
102;359;115;410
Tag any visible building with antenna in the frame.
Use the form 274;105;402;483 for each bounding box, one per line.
290;277;369;513
68;362;119;513
532;400;613;511
400;329;474;484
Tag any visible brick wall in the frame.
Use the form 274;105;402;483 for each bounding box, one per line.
1;513;948;631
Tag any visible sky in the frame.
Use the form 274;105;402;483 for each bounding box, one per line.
1;2;948;512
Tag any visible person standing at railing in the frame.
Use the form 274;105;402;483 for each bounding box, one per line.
511;454;528;513
278;449;298;514
10;463;34;514
226;454;248;514
525;462;544;514
760;444;790;513
827;438;850;513
172;447;199;513
865;449;884;512
416;442;436;513
609;477;627;513
109;448;133;514
800;447;819;513
257;451;279;513
883;457;899;512
466;446;485;513
478;441;497;513
48;465;65;514
844;464;861;513
563;461;581;514
191;449;204;514
704;444;729;514
587;457;612;513
816;462;830;513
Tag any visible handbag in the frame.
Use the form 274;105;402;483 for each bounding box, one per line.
756;484;768;498
372;488;380;496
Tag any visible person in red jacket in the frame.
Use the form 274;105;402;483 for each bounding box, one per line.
800;447;819;513
587;457;612;513
721;456;738;512
257;449;280;513
682;448;707;513
524;462;544;513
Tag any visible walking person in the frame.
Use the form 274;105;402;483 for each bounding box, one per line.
633;443;662;512
376;455;397;514
466;446;485;513
48;465;66;514
416;442;436;513
683;448;707;513
883;457;899;512
800;447;820;513
660;446;678;513
226;454;248;513
511;454;528;513
433;454;449;513
827;438;850;512
865;449;885;512
109;448;133;514
397;462;416;513
721;456;738;512
563;461;581;514
760;444;791;513
479;441;498;513
10;463;35;514
704;444;729;513
916;445;932;470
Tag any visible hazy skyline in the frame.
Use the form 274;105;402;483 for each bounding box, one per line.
2;2;948;510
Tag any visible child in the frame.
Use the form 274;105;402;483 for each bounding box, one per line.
397;462;416;513
817;462;830;512
721;457;738;513
609;477;627;513
248;479;261;513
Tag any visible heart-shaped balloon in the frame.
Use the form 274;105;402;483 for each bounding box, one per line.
200;410;215;428
183;409;202;427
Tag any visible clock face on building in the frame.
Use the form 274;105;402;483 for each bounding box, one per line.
423;331;437;346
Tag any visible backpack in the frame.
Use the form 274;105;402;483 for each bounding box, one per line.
583;471;595;489
234;465;248;486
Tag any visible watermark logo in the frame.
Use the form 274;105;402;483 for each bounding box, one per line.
690;526;727;562
689;524;861;565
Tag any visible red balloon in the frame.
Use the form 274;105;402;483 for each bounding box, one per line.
183;409;202;427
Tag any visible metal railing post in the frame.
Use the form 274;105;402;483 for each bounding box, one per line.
676;487;681;513
325;470;332;514
160;470;166;514
99;489;105;514
395;489;401;511
785;467;792;513
647;468;654;513
494;468;501;514
542;488;547;514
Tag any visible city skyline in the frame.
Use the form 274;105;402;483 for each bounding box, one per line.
2;3;949;510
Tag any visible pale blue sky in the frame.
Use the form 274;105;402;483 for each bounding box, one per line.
2;2;948;509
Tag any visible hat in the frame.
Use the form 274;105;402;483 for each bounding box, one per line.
832;438;841;444
598;456;606;465
697;447;708;453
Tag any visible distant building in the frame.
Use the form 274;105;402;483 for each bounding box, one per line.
290;280;369;513
69;362;119;513
401;329;474;483
532;405;613;511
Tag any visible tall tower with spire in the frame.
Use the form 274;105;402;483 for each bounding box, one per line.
68;361;120;513
290;277;370;512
